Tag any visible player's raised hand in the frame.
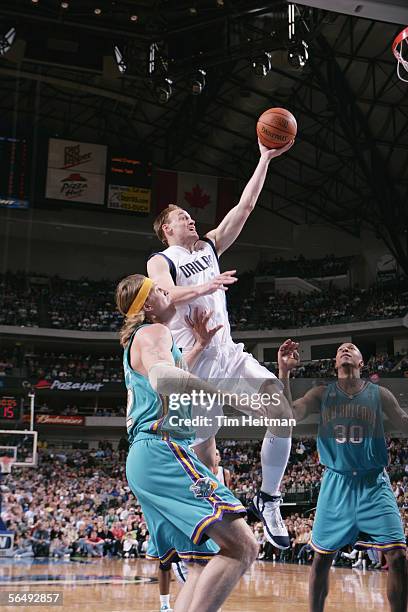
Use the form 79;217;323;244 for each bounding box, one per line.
203;270;238;295
278;338;300;373
258;138;295;161
185;308;223;348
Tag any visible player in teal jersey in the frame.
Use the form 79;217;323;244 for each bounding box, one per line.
115;274;259;612
278;340;408;612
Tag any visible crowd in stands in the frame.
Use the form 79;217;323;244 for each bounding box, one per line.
48;277;121;331
256;254;352;278
228;284;408;330
0;272;42;327
218;440;324;506
25;352;123;384
264;352;408;379
1;269;408;332
2;344;407;384
35;402;126;417
0;349;124;383
0;351;16;377
2;439;407;565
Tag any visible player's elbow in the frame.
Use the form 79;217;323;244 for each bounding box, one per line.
242;199;256;214
272;393;293;420
293;405;306;422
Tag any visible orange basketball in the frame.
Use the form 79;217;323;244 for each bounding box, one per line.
256;107;297;148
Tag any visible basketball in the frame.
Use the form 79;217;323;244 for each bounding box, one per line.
256;108;297;148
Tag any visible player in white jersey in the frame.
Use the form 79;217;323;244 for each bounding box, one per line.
148;139;294;548
214;448;231;488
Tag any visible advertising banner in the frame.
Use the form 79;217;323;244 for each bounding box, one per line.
45;138;107;204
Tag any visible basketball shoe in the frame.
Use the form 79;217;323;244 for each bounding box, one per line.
159;606;173;612
171;559;188;584
250;491;290;549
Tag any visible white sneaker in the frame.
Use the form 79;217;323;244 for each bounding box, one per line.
250;491;290;549
342;550;357;560
172;559;189;584
160;606;173;612
352;559;363;568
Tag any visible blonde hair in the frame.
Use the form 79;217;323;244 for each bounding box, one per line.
153;204;180;245
116;274;148;347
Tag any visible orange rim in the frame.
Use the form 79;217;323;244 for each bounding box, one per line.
392;26;408;60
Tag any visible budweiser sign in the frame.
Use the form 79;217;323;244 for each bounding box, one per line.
36;415;85;426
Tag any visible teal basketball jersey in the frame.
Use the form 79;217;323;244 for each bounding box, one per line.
317;381;388;472
124;324;195;443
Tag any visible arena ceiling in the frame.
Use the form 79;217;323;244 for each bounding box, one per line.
0;1;408;272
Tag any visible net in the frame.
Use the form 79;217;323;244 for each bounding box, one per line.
0;432;37;467
392;26;408;82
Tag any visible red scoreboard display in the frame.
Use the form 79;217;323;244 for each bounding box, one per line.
0;396;22;422
0;136;30;209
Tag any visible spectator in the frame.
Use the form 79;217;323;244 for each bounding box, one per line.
122;531;139;558
13;533;33;558
84;530;104;557
30;521;50;557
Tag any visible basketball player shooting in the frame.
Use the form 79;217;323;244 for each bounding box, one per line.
278;340;408;612
148;139;294;549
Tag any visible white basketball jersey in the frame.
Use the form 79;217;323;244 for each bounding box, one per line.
150;238;232;351
216;465;226;485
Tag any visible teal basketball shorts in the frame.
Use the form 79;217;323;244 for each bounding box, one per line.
126;433;246;565
311;467;406;555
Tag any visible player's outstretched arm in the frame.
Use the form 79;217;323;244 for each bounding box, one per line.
292;386;324;423
278;338;300;408
205;139;294;256
380;386;408;434
276;338;323;422
147;255;237;306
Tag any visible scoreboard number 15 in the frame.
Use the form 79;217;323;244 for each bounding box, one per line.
0;396;20;420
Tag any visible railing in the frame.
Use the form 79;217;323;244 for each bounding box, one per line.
282;485;320;505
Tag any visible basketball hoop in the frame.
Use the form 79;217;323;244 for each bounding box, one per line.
0;456;14;475
392;26;408;82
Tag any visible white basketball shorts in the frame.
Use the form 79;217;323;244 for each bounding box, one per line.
190;342;282;446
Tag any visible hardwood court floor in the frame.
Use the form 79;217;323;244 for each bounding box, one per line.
0;557;389;611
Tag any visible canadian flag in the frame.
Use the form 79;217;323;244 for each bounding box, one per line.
155;169;236;225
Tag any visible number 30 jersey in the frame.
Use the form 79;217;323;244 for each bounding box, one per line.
317;381;388;472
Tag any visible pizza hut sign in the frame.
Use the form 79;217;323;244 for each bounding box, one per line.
36;380;104;392
50;380;104;392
